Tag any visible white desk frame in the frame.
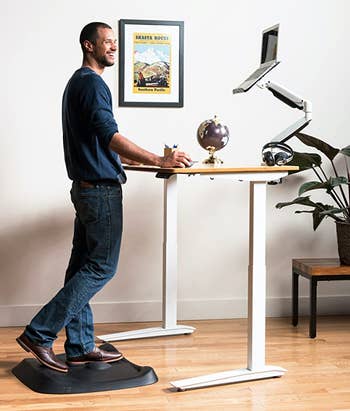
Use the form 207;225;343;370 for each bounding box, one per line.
97;166;294;390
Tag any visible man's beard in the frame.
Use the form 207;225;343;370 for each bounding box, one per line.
96;55;115;67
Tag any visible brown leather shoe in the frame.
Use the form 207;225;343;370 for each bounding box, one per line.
16;332;69;373
66;346;123;365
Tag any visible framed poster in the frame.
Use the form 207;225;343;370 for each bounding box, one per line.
118;19;184;107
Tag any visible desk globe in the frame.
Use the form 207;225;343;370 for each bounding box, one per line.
197;115;230;164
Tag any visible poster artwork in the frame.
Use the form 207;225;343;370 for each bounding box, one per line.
133;32;171;94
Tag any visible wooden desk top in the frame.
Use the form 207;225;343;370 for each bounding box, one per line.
293;258;350;275
123;164;299;175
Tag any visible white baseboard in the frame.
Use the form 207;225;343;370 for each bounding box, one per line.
1;296;350;327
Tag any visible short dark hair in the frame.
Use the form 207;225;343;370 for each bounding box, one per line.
79;22;112;53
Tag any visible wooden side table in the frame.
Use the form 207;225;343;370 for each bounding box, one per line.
292;258;350;338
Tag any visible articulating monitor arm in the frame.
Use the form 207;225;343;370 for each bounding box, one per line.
259;81;312;144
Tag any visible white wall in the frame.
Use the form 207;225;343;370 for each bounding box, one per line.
1;0;350;326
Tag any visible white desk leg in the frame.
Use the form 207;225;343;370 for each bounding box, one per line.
248;180;267;370
98;175;194;342
161;175;195;335
162;174;178;328
170;180;286;391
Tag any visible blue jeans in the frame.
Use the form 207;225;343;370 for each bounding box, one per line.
25;182;123;357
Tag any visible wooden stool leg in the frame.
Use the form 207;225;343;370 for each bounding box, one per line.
309;278;317;338
292;271;299;326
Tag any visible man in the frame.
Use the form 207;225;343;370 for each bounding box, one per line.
16;22;192;373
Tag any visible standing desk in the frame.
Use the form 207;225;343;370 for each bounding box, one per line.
97;164;298;390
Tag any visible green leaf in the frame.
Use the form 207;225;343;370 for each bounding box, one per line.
293;209;327;230
298;181;326;195
312;204;338;230
313;209;328;230
296;132;339;160
293;203;335;213
345;159;350;206
340;145;350;157
276;196;317;209
287;151;322;174
298;177;348;196
319;206;349;217
329;176;348;186
276;195;340;230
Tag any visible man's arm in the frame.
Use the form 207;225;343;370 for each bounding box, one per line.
119;155;141;166
109;132;192;168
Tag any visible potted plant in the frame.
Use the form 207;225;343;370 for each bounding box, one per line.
275;132;350;264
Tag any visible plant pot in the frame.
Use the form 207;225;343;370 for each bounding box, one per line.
336;221;350;265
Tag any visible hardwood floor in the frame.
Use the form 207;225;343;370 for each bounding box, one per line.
1;317;350;410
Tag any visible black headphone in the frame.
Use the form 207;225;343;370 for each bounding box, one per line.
262;142;294;166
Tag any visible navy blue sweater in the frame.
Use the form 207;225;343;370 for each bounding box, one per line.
62;67;126;183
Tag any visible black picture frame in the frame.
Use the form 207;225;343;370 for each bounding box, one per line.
118;19;184;107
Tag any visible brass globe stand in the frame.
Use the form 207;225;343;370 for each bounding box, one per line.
203;146;224;164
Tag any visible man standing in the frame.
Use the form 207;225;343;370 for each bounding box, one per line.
16;22;191;373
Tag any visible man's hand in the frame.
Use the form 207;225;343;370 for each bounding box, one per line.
159;150;192;168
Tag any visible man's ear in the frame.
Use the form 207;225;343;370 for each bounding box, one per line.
83;40;94;53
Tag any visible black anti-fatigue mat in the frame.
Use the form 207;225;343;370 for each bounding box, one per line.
12;343;158;394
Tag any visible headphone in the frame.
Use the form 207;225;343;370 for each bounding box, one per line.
262;142;294;166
